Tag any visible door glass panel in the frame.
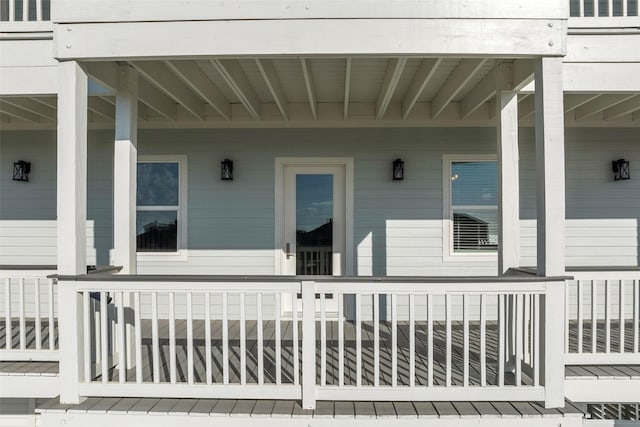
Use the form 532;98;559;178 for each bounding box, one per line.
296;174;333;275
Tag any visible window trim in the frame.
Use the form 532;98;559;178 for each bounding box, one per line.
442;154;497;263
136;155;188;261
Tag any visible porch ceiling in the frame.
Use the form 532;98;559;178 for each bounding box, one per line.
1;57;639;127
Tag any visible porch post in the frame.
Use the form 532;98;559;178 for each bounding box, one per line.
534;57;565;408
57;60;88;404
113;65;138;274
496;62;520;275
301;280;317;409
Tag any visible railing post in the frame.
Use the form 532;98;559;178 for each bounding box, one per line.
301;280;316;409
541;280;565;408
58;280;85;404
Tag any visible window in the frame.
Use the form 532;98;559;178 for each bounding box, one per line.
443;155;497;259
136;157;186;253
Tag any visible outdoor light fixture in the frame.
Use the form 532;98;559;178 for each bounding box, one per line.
612;159;630;181
221;158;233;181
393;158;404;181
12;160;31;182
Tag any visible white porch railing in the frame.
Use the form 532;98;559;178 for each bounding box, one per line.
58;276;565;408
565;276;640;365
0;276;58;361
0;0;50;22
571;0;639;17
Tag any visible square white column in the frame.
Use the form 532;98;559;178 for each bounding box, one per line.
113;65;138;273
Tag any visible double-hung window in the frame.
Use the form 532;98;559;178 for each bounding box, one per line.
136;156;186;253
443;155;497;259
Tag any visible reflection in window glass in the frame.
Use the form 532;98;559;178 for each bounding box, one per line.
451;161;498;253
136;211;178;252
137;163;179;206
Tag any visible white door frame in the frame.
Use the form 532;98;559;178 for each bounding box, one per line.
274;157;354;276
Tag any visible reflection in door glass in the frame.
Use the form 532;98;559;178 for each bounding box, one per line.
296;174;333;275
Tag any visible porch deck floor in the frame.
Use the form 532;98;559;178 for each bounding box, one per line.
36;397;586;419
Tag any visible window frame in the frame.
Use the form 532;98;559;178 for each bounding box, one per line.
442;154;498;262
136;155;188;261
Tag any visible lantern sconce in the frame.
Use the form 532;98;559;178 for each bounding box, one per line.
12;160;31;182
221;158;233;181
392;158;404;181
612;159;630;181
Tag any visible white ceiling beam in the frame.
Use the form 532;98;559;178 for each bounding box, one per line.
300;58;317;120
432;58;487;119
137;78;177;121
564;94;600;112
460;68;496;120
376;57;407;120
211;59;261;121
511;59;535;91
344;58;352;120
402;58;441;120
603;95;640;120
86;62;119;93
0;101;42;122
2;97;56;121
88;97;115;120
255;58;288;120
165;60;231;121
131;61;205;121
518;95;535;120
574;94;636;120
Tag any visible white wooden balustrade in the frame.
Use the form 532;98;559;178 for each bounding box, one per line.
57;277;565;408
0;0;49;21
565;277;640;365
571;0;639;16
0;276;58;361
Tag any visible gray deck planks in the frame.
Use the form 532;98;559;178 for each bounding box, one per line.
413;401;439;418
127;398;160;414
271;400;294;418
393;401;417;419
313;400;334;418
230;399;256;417
433;401;459;418
188;398;218;416
353;401;376;419
372;401;396;419
210;399;236;417
250;399;275;417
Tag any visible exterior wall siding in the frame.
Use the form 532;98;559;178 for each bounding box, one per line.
1;128;638;274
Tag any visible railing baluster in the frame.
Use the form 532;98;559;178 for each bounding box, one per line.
463;294;469;387
534;294;540;386
619;281;625;353
391;293;397;387
338;292;344;387
373;293;379;387
592;280;597;353
623;0;628;16
580;0;585;16
169;292;176;384
8;0;15;22
100;291;108;383
22;0;28;21
35;278;41;350
256;292;264;385
48;279;54;350
427;293;433;387
578;281;584;353
83;291;90;382
292;292;299;385
356;293;362;387
409;293;415;387
240;292;246;385
515;294;522;387
320;292;327;386
565;281;570;354
204;292;212;385
36;0;43;21
594;0;600;16
134;292;142;384
151;291;159;384
606;280;611;353
523;293;529;364
5;278;11;350
19;278;25;350
222;292;229;384
608;0;614;17
275;291;281;385
480;294;486;386
445;294;452;387
117;292;125;383
187;292;194;384
634;280;639;353
499;294;505;386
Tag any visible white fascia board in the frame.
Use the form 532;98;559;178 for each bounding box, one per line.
566;33;640;63
52;0;567;22
565;377;640;403
54;19;565;60
0;66;58;95
563;63;640;92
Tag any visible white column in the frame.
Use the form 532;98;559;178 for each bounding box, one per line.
496;62;520;275
534;57;565;277
113;65;138;273
301;280;316;409
57;60;87;404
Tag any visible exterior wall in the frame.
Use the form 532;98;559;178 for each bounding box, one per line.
0;127;638;274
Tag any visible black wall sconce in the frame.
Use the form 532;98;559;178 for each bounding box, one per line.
12;160;31;182
393;158;404;181
221;159;233;181
612;159;630;181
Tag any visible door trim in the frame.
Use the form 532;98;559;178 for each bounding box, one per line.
274;157;354;276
